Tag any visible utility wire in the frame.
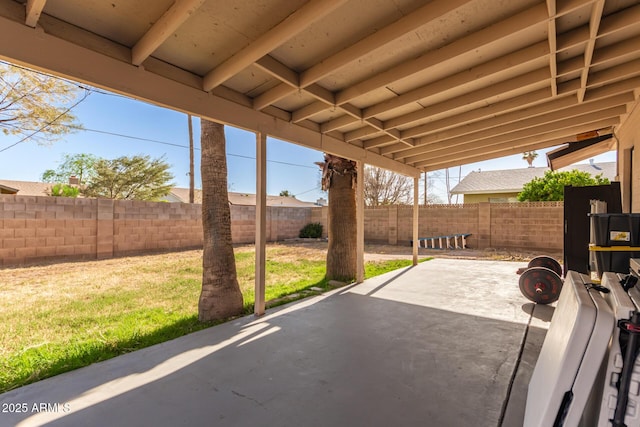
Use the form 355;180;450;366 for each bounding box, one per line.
0;89;91;153
2;121;319;170
1;60;320;169
66;126;318;169
0;60;131;100
294;186;322;197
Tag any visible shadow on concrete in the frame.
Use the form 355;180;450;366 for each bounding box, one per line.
499;324;548;427
521;303;555;322
365;265;416;296
3;290;530;427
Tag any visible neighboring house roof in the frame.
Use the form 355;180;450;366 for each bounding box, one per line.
167;188;318;207
0;180;51;196
167;187;203;204
451;162;616;195
227;192;318;207
0;180;318;207
0;183;19;194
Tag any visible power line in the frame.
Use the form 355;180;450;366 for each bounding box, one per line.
0;60;132;100
72;126;319;169
68;125;192;150
0;89;91;153
294;186;322;197
2;121;319;170
1;60;319;169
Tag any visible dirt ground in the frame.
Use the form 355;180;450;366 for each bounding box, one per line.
0;241;562;284
256;239;562;263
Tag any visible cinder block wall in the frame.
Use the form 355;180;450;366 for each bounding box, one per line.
230;205;256;244
0;196;98;266
490;202;564;251
364;206;390;243
405;204;480;248
0;195;312;266
269;206;313;241
229;206;313;243
1;195;564;266
311;201;563;251
310;207;329;238
113;200;203;257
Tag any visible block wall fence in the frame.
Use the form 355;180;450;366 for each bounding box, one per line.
0;195;563;267
310;201;564;252
0;195;312;267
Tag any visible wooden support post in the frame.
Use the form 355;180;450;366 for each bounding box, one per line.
255;132;267;316
356;160;365;283
413;177;419;265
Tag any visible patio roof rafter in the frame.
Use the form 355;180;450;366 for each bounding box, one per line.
384;75;640;152
577;0;605;102
24;0;46;27
0;9;420;178
546;0;558;96
253;0;474;109
358;52;639;157
251;55;416;148
343;7;639;143
334;2;550;106
202;0;347;91
415;117;620;170
403;104;627;163
410;113;621;166
131;0;206;66
392;92;634;160
0;0;637;179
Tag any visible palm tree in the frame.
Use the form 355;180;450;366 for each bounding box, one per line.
198;120;243;321
316;154;358;281
523;151;538;168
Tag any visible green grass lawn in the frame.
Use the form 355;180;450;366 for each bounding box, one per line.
0;246;429;393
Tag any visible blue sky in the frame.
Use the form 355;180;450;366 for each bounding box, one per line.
0;85;616;203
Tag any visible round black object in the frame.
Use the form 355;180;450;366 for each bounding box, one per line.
528;255;563;277
519;267;563;304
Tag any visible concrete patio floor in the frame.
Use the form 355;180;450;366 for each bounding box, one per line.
0;258;551;427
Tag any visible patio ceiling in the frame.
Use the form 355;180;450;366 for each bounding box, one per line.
1;0;640;176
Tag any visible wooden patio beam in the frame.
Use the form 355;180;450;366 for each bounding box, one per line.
202;0;346;91
131;0;206;66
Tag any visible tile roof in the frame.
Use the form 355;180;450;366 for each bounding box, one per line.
451;162;616;195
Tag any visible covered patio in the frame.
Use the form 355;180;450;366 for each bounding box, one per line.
0;258;549;427
1;0;640;424
1;0;640;314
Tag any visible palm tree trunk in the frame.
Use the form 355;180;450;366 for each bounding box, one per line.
199;119;243;321
327;170;357;281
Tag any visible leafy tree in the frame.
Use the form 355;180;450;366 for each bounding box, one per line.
50;183;80;198
279;190;294;197
42;153;99;185
0;62;85;144
82;155;175;201
517;170;610;201
364;165;412;206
